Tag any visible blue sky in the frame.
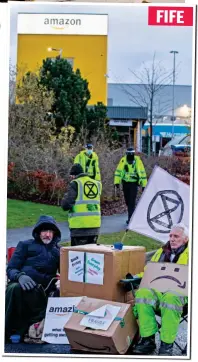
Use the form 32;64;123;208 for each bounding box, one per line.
9;3;195;85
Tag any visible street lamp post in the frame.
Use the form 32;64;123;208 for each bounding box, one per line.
47;47;63;58
170;50;179;139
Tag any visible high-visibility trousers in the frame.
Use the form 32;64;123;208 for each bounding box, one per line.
133;288;188;344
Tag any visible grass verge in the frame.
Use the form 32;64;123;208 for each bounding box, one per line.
7;199;67;229
60;230;162;252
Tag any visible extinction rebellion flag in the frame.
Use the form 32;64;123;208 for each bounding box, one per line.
128;166;190;243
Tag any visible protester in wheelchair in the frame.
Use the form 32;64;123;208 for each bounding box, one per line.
5;215;61;343
129;223;188;356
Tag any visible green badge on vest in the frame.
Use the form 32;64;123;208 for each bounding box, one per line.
87;204;98;211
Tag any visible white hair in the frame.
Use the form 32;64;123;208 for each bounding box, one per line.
170;223;189;239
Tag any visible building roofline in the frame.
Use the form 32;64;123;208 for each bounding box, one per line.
107;83;192;88
107;105;147;109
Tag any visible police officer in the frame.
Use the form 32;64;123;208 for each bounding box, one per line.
114;147;147;225
74;143;101;181
61;164;102;246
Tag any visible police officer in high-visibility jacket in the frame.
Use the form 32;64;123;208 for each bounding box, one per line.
61;163;102;246
114;147;147;225
132;223;188;356
74;144;101;181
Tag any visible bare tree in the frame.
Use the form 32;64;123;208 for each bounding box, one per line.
120;53;175;154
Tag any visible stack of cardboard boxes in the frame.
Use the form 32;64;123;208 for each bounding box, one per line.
60;244;146;354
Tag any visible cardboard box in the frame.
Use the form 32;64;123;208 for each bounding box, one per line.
125;291;135;306
139;262;188;296
60;244;145;302
64;296;138;354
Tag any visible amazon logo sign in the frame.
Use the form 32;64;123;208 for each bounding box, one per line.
48;305;75;317
44;17;81;31
17;14;108;36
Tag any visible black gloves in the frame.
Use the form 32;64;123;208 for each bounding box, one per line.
18;274;37;291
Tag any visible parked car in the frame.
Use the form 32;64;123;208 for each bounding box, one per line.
159;135;191;156
171;144;191;155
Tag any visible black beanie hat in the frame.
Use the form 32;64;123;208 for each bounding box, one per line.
70;163;84;176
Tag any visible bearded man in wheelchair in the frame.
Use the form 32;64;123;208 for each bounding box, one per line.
5;215;61;343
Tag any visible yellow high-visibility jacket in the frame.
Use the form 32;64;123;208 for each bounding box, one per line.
68;176;102;229
74;151;101;181
114;155;147;187
137;245;189;278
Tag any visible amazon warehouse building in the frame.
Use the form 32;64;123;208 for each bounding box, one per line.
17;13;108;106
16;12;147;151
16;13;191;152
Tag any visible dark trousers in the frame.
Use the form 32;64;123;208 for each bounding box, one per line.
71;235;98;247
122;181;138;222
5;282;47;340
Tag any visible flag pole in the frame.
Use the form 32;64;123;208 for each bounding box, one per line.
121;229;129;244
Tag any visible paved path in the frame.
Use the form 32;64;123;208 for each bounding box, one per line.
7;214;128;247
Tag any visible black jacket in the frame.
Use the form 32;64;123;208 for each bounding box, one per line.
61;176;80;211
7;215;61;288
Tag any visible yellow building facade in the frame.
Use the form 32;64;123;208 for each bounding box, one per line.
17;14;108;105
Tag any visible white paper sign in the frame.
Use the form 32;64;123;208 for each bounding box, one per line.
128;166;190;243
85;253;104;285
68;252;104;285
88;305;107;318
17;14;108;35
42;297;82;344
80;304;120;331
68;251;84;282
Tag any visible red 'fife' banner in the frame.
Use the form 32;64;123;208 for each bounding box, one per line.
148;7;193;26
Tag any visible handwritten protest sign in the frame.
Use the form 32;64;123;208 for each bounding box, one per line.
85;253;104;285
68;251;84;282
42;297;82;344
68;251;104;285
